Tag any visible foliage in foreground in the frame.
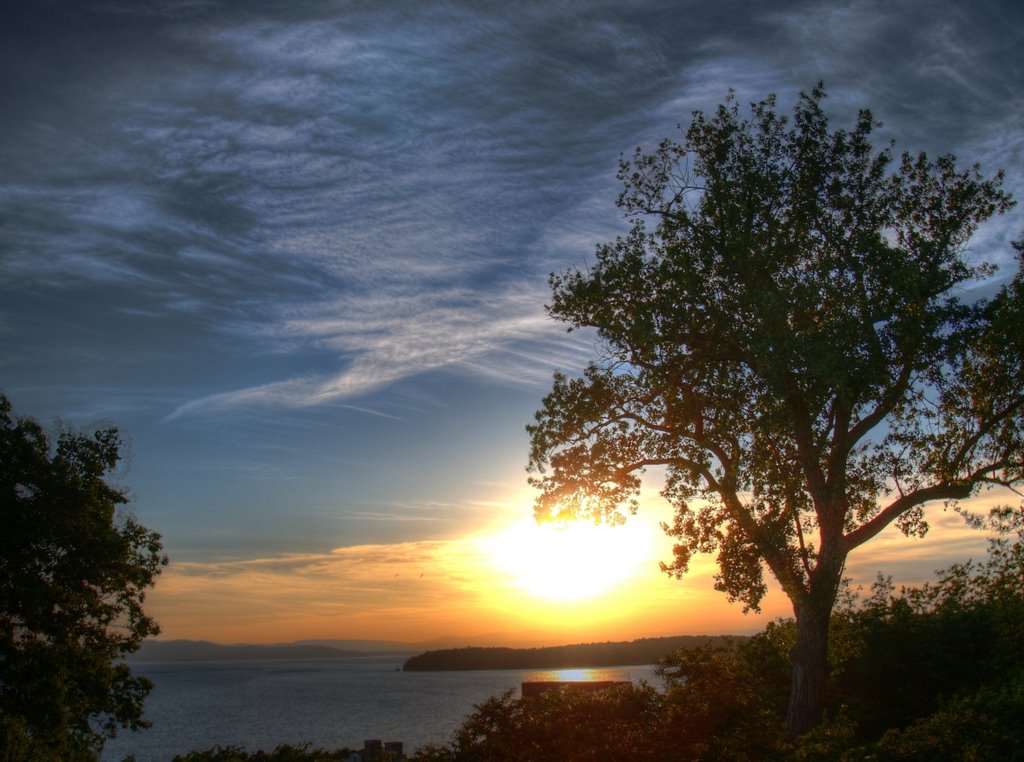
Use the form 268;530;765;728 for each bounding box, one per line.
0;394;167;760
173;742;413;762
412;510;1024;761
172;742;359;761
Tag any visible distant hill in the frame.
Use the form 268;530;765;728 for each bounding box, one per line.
131;639;413;662
291;638;427;653
402;635;741;671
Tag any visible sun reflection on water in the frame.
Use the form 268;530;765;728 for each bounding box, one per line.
526;666;645;682
546;668;593;681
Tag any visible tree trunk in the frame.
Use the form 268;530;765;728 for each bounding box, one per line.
786;599;830;740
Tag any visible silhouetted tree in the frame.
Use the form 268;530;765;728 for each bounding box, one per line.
527;84;1023;738
0;394;166;759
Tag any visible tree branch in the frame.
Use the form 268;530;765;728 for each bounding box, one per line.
613;456;704;478
783;385;830;517
947;393;1024;473
842;481;973;552
846;362;915;447
793;501;812;580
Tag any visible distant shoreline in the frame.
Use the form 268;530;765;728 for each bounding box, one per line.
402;634;740;671
130;640;416;662
130;634;741;667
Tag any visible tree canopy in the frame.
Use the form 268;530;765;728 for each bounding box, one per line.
527;84;1023;737
0;394;166;759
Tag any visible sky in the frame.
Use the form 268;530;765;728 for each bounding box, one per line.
2;0;1023;646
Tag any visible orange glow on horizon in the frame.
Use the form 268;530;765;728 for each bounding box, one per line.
144;490;1005;646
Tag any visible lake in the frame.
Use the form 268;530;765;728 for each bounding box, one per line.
102;657;662;760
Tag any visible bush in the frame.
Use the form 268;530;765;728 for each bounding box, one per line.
412;683;667;761
172;743;357;761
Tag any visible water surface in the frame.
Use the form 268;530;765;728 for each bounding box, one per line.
103;657;660;760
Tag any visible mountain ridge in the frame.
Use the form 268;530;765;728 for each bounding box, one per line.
130;639;415;662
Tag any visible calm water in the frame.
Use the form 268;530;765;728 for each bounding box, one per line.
102;657;661;760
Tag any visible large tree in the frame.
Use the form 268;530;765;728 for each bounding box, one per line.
527;85;1023;738
0;394;166;759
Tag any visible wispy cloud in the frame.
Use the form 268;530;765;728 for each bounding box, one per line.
168;283;594;418
18;8;636;418
152;536;510;641
9;2;1019;423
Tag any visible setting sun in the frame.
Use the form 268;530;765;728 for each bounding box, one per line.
482;516;655;602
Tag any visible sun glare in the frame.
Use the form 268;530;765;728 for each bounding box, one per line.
483;517;654;602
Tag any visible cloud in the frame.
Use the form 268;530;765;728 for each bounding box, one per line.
150;535;509;641
167;282;594;418
31;8;633;419
8;1;1018;424
3;1;1022;601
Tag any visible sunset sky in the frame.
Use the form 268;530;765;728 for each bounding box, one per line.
3;0;1022;646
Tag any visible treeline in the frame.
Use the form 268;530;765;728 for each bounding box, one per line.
402;635;730;671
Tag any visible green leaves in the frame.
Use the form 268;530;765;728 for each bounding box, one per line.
531;84;1020;604
530;83;1021;735
0;394;166;758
